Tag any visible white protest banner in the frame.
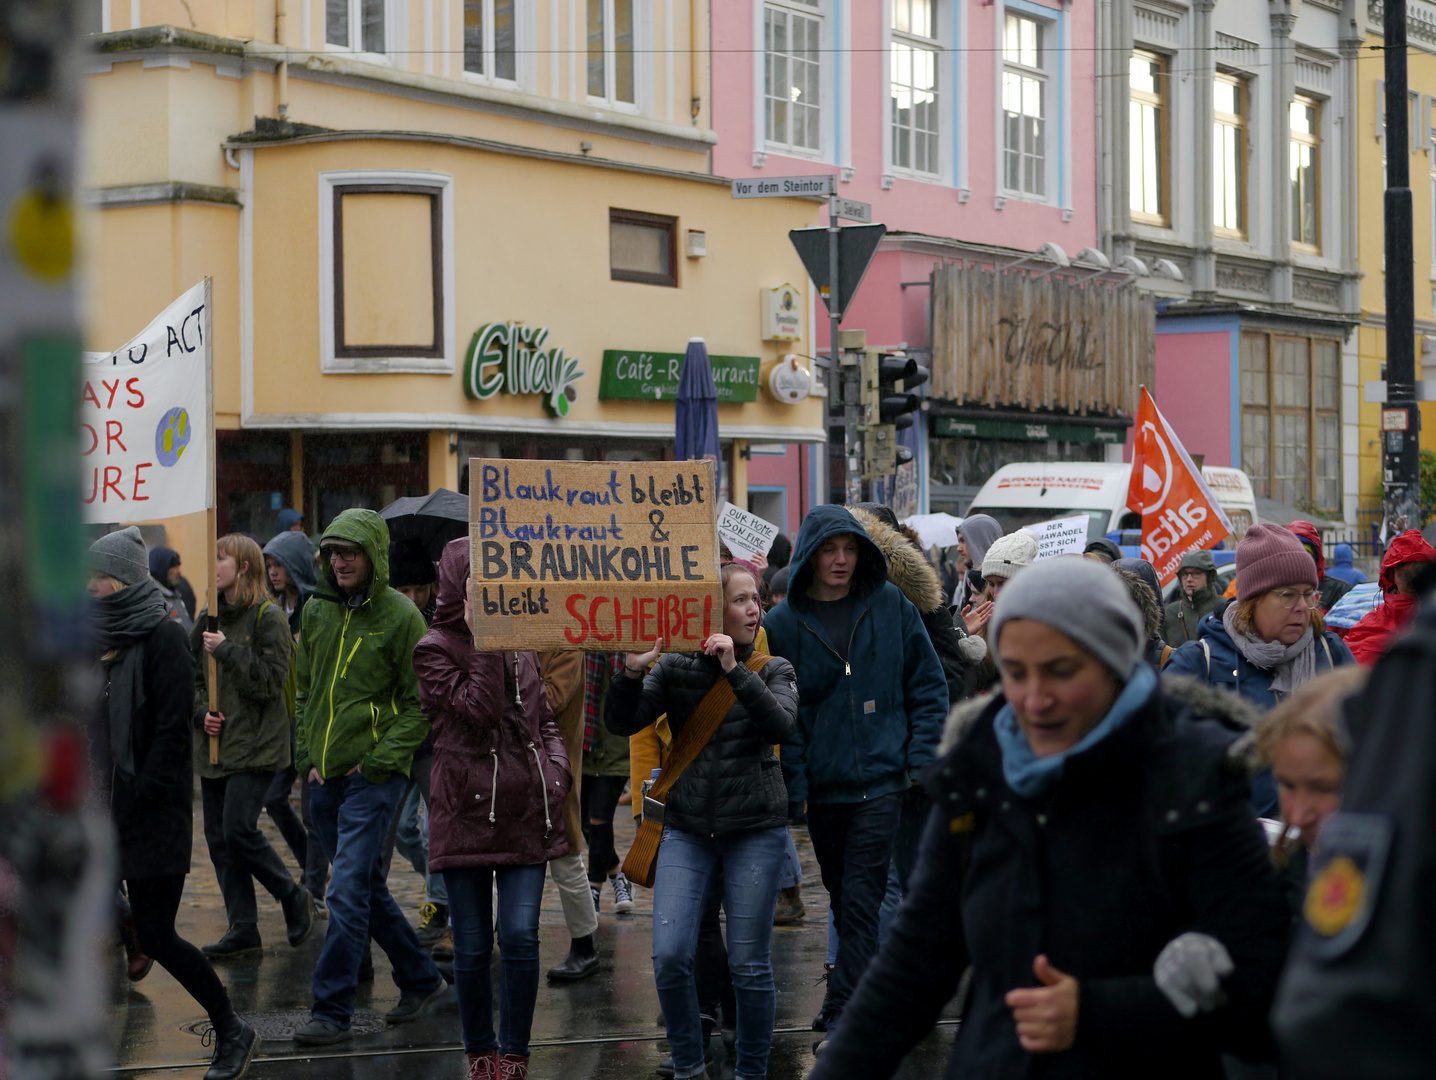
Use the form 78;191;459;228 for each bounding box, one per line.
717;501;782;562
1027;515;1091;561
81;280;212;523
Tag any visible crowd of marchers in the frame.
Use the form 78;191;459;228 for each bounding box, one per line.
89;497;1436;1080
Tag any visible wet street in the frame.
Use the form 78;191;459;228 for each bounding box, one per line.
109;801;958;1080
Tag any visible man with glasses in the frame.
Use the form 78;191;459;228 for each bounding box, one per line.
292;509;446;1046
1164;548;1221;646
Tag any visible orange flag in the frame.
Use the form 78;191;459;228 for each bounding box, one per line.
1126;386;1233;587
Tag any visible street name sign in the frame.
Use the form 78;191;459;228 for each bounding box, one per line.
731;175;836;198
833;197;872;223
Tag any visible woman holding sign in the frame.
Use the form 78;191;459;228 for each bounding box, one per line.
606;562;798;1080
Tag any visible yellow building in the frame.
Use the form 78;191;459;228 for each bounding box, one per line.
82;4;824;576
1355;12;1436;515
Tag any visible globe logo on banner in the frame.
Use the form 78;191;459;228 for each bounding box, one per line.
155;407;192;466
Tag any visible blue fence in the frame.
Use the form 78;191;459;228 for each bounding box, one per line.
1326;499;1435;558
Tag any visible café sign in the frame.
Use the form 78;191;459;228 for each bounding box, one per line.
599;350;761;403
463;322;585;418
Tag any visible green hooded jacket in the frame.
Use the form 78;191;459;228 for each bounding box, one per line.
1163;548;1221;646
294;509;430;784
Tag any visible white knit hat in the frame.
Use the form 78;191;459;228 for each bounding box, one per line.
981;530;1039;581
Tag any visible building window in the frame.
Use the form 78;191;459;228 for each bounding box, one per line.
610;209;677;287
1214;73;1247;237
465;0;516;81
891;0;940;177
588;0;635;105
1129;50;1168;224
1240;332;1340;514
327;0;386;54
1002;12;1048;198
1291;95;1321;251
765;0;823;154
318;170;456;374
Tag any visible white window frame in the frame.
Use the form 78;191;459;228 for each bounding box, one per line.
324;0;393;61
462;0;521;87
586;0;646;114
760;0;829;161
1290;93;1322;254
886;0;944;183
318;170;456;375
996;1;1061;208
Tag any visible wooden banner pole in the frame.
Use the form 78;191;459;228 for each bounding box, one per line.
203;278;219;766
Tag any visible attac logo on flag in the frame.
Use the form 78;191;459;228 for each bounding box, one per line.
1125;386;1233;587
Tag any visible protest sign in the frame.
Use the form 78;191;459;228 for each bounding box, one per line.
469;458;723;651
1125;386;1232;587
81;280;212;523
1027;515;1090;560
717;502;781;562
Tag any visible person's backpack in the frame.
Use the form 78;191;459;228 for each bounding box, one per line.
1271;609;1436;1078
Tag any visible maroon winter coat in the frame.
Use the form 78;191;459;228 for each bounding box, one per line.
415;538;571;869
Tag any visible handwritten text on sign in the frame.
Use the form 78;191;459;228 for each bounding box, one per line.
469;459;722;651
717;502;781;561
1028;515;1091;561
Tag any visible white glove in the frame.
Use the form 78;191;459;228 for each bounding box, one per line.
1153;932;1234;1018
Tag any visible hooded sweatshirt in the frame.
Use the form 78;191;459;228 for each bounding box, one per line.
1164;548;1221;645
957;514;1003;607
147;546;195;633
1287;521;1354;612
763;504;948;804
263;529;318;635
1343;530;1436;666
1325;543;1367;586
294;508;431;783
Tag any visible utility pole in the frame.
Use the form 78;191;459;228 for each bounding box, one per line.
1385;0;1422;531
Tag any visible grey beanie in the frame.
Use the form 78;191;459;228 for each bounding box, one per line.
86;526;150;586
988;555;1146;680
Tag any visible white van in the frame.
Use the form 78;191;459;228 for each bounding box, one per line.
963;462;1257;547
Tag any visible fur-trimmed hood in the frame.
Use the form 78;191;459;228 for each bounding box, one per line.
937;671;1262;773
848;506;945;615
1115;565;1164;642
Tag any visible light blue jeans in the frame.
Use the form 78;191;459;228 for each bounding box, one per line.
651;825;787;1080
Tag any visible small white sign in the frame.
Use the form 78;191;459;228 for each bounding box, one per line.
761;282;804;341
1026;515;1091;561
718;501;782;561
731;175;835;198
891;461;918;519
833;197;872;223
766;355;812;404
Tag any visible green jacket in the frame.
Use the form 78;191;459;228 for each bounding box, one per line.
294;509;430;784
190;596;293;779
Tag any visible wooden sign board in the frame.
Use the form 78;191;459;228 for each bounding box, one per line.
469;458;723;651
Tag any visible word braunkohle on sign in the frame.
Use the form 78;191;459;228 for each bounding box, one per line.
469;458;722;651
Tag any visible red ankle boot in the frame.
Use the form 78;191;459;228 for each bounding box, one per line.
497;1054;529;1080
465;1051;499;1080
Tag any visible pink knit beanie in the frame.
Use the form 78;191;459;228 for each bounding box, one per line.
1235;523;1319;601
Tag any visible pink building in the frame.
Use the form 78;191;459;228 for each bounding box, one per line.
712;0;1103;513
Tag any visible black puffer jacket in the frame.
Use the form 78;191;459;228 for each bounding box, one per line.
605;644;798;836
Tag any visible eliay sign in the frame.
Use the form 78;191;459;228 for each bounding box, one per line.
1125;386;1232;587
470;458;722;650
81;280;212;522
463;322;585;417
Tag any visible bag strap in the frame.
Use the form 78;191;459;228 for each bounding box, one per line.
1319;635;1332;668
1160;644;1173;668
649;653;774;802
1201;638;1211;680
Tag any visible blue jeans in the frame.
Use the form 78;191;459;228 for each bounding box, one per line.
393;756;447;906
806;792;903;1030
308;771;442;1027
778;828;803;890
444;863;547;1056
652;826;787;1080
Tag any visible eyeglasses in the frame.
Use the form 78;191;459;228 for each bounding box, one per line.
324;546;364;564
1270;588;1318;610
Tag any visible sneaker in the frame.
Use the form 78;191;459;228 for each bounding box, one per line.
292;1018;350;1046
497;1054;529;1080
310;893;328;919
612;873;635;914
773;886;805;925
590;883;602;912
384;978;448;1024
416;902;449;948
201;925;262;959
429;926;454;961
466;1051;499;1080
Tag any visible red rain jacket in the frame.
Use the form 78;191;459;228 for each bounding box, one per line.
1344;530;1436;666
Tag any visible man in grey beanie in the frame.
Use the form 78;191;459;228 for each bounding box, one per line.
87;526;152;586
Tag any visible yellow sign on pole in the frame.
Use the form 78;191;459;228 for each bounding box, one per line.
469;458;723;651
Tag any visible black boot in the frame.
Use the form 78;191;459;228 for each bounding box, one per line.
280;883;313;947
202;925;262;959
203;1009;257;1080
545;933;598;981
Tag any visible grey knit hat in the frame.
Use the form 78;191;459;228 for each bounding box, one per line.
86;526;150;586
988;555;1146;680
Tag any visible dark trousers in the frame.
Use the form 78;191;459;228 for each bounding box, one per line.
201;771;300;929
299;772;330;897
580;774;626;883
806;792;903;1026
265;763;307;868
126;875;231;1021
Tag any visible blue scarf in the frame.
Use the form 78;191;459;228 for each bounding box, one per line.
993;664;1158;798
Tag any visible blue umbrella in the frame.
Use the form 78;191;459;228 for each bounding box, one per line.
674;337;721;493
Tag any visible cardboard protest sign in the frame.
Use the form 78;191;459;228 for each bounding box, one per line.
717;502;781;561
81;280;212;523
1027;515;1091;560
470;459;722;651
1125;386;1233;587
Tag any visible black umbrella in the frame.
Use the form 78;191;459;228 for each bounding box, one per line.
379;488;469;563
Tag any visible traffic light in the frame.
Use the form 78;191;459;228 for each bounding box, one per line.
866;351;929;431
